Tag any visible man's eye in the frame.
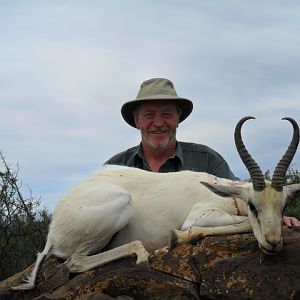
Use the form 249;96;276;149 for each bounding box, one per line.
144;113;153;118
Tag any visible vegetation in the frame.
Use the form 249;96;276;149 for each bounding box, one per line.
264;167;300;218
0;152;299;281
282;168;300;218
0;152;50;281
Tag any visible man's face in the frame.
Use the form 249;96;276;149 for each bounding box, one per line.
134;101;180;150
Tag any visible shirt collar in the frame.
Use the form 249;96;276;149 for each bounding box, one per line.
134;142;184;166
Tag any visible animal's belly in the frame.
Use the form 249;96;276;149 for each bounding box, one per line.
107;215;181;252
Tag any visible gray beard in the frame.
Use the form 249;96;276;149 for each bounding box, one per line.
141;128;177;150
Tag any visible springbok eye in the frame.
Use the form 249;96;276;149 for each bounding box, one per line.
248;202;258;217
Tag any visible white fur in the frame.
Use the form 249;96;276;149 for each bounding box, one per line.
11;165;300;290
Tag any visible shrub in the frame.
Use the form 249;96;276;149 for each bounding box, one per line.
0;152;50;280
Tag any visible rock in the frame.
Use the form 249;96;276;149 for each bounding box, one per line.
199;228;300;299
1;228;300;299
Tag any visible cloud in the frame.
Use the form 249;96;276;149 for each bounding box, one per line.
0;1;299;210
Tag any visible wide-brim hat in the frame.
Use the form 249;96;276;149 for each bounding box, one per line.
121;78;194;127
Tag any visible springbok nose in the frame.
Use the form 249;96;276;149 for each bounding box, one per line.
265;234;281;249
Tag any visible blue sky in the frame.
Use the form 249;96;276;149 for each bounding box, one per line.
1;0;300;211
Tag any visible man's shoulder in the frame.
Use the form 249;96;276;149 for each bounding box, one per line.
178;141;236;180
178;141;217;154
105;145;139;165
178;141;226;162
112;145;139;157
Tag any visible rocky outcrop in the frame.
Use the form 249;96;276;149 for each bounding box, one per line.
1;228;300;299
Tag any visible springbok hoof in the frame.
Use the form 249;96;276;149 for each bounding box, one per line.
169;229;179;249
137;259;150;268
136;250;150;268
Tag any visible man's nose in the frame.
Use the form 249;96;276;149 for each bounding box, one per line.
152;115;164;127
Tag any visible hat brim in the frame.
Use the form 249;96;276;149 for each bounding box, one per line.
121;96;193;128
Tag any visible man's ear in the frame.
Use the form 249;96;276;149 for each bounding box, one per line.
134;117;140;129
201;182;248;201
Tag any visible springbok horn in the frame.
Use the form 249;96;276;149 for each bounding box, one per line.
271;118;299;191
235;116;266;191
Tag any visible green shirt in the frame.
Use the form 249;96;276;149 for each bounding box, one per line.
105;141;236;180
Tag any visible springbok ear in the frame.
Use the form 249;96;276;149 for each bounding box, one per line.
201;182;248;200
284;183;300;199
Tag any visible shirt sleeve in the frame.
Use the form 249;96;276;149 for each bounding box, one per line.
208;151;237;180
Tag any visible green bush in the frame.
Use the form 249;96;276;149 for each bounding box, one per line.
0;152;50;281
284;168;300;219
264;167;300;219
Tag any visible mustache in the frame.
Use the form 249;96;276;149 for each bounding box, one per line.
147;127;169;133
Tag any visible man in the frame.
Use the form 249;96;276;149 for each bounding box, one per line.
105;77;235;179
105;77;300;226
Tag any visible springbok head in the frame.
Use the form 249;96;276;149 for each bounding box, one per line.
205;116;300;254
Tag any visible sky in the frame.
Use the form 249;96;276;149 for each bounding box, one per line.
1;0;300;211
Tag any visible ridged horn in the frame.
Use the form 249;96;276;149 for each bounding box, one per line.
235;116;266;191
271;118;299;191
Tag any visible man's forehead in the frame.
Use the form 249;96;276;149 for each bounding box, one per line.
138;101;177;111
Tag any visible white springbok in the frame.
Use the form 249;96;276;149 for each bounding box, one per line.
12;116;300;290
